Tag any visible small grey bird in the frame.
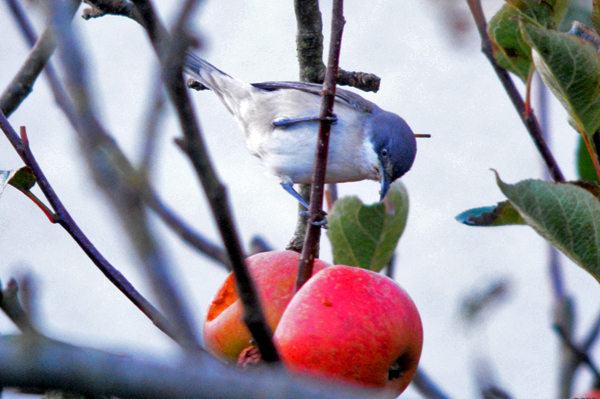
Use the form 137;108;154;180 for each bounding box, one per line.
185;53;417;206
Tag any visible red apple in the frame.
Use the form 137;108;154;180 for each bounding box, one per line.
204;250;330;361
273;265;423;395
577;389;600;399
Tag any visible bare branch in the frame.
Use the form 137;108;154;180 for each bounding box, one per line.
294;0;379;92
554;324;600;381
144;191;231;270
0;0;79;117
411;368;452;399
43;0;203;352
127;0;278;360
0;113;180;344
0;335;389;399
295;0;345;292
0;279;39;336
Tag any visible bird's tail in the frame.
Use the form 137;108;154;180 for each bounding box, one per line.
184;52;252;116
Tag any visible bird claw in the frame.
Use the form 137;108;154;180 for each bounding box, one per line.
300;210;329;229
321;114;338;124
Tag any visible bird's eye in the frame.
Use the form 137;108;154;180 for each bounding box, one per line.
381;149;388;157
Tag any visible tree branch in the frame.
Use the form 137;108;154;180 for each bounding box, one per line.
0;113;181;344
295;0;345;292
465;0;565;183
43;0;202;352
127;0;279;361
0;0;79;118
554;324;600;381
411;368;452;399
0;279;39;336
0;335;388;399
293;0;378;92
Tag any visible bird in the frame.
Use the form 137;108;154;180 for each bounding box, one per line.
184;52;418;207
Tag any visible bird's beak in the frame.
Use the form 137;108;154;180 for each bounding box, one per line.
380;175;391;201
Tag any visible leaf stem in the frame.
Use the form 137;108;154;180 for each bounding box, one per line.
466;0;565;183
582;133;600;182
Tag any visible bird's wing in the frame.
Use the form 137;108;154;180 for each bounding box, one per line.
250;81;374;114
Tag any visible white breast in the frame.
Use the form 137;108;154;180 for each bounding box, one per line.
233;88;381;185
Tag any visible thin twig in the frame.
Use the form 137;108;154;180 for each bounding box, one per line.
411;368;452;399
45;0;203;351
465;0;565;183
249;236;274;256
384;254;396;279
0;0;79;118
0;114;180;343
144;191;231;269
0;279;39;336
7;0;230;277
288;0;323;253
138;79;166;176
583;307;600;350
295;0;345;292
127;0;278;361
536;74;577;399
554;324;600;381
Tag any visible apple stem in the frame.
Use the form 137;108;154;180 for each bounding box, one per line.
295;0;346;292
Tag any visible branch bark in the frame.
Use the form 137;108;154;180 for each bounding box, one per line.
128;0;279;361
0;111;181;344
43;0;203;352
0;334;388;399
295;0;345;291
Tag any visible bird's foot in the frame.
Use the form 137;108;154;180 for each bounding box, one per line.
300;210;328;229
320;114;338;124
281;182;328;229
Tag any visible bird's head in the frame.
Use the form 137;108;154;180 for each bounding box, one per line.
369;108;417;201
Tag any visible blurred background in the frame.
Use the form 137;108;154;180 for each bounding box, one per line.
1;0;599;397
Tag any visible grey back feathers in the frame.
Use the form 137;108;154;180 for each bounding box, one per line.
184;52;417;198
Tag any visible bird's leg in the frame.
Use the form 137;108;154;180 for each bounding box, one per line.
281;182;310;208
280;182;328;229
272;114;337;127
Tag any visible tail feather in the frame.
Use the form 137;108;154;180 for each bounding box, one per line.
184;52;252;116
185;52;231;88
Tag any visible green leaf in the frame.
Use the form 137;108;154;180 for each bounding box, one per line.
577;134;599;183
520;22;600;136
488;4;534;82
8;167;36;191
327;181;409;272
456;201;526;226
496;173;600;282
507;0;572;28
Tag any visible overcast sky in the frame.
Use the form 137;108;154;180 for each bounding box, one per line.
1;0;599;397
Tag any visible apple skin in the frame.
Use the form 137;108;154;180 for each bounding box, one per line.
579;389;600;399
273;265;423;395
203;250;330;361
